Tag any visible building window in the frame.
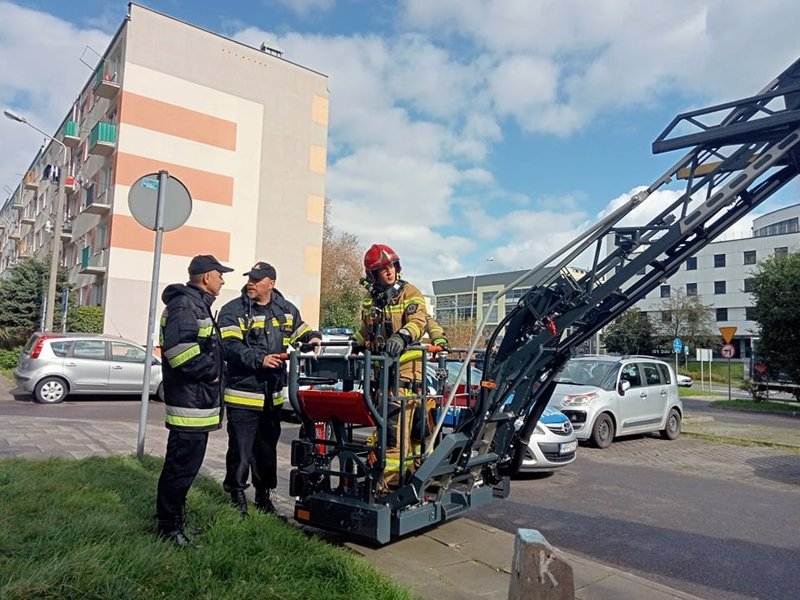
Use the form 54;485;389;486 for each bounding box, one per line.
436;309;455;325
754;217;799;237
714;281;726;294
743;250;756;265
437;296;455;309
743;278;754;293
716;307;728;321
745;306;757;321
686;283;697;296
660;285;670;298
686;257;697;271
713;253;726;268
661;311;672;323
774;247;789;259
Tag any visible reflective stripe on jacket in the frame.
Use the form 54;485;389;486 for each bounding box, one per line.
355;280;429;381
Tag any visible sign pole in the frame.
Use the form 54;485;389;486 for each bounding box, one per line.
137;170;168;460
728;357;732;401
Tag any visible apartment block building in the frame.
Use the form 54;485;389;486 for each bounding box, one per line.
0;4;329;343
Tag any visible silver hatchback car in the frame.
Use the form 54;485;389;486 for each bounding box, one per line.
548;355;682;448
14;332;163;404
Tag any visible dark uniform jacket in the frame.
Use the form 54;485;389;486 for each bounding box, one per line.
218;288;320;411
159;283;224;432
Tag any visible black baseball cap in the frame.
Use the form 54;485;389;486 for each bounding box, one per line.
243;261;277;280
188;254;234;275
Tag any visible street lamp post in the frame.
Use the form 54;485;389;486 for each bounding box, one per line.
5;109;68;332
471;256;494;327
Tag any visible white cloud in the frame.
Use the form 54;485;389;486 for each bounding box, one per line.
0;2;110;194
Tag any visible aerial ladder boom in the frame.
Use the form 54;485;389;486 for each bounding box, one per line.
475;56;800;476
287;57;800;544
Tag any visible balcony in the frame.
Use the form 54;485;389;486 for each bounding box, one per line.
62;120;81;148
8;228;22;240
64;177;78;196
11;195;23;209
23;171;38;191
81;189;111;215
80;247;107;275
21;215;35;226
88;122;116;156
93;67;120;99
61;221;73;241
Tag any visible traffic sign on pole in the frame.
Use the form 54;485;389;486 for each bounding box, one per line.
719;326;737;344
673;338;683;353
721;343;735;359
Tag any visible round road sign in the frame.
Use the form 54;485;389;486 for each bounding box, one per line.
128;172;192;231
721;343;735;359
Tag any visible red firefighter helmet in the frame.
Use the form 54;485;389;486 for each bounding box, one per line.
364;243;401;281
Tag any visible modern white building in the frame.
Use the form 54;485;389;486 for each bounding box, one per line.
0;4;329;343
634;203;800;358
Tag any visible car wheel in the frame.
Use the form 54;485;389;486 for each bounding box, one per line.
155;383;165;402
660;408;681;440
590;413;615;448
34;377;68;404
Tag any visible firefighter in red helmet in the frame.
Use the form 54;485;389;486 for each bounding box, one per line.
354;243;430;489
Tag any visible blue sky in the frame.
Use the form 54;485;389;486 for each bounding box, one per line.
3;0;800;292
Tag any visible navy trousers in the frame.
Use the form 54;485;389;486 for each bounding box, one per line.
156;429;209;526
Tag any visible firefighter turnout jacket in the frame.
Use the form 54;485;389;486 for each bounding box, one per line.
218;289;320;411
159;283;225;432
354;279;430;382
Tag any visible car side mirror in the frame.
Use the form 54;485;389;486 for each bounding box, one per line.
152;358;160;366
618;380;631;395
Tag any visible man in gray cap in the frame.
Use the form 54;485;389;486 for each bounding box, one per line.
156;254;233;547
218;261;321;516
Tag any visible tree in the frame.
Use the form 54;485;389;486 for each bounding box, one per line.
66;305;104;333
319;199;365;329
652;289;716;352
602;308;653;355
749;251;800;383
0;257;69;348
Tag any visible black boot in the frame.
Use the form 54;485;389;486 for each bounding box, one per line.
254;489;277;514
230;489;249;517
157;518;199;549
179;505;203;536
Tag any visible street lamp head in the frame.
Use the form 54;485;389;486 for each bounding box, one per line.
3;109;27;124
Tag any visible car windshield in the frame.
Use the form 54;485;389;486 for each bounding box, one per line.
444;361;482;386
557;359;618;390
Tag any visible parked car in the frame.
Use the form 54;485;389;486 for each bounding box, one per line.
429;361;577;473
549;355;682;448
676;374;693;387
14;332;163;404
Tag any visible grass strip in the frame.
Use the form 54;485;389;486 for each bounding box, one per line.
0;454;419;600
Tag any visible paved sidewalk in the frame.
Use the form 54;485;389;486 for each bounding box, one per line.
0;400;714;600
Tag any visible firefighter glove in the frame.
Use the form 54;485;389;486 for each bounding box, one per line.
432;337;450;353
384;332;409;358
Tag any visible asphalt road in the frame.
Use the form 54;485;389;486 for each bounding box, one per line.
472;433;799;600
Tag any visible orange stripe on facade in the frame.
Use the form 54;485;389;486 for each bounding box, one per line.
119;91;237;150
110;214;230;260
115;153;233;206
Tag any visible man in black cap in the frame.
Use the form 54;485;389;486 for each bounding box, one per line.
218;261;321;516
156;254;233;547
